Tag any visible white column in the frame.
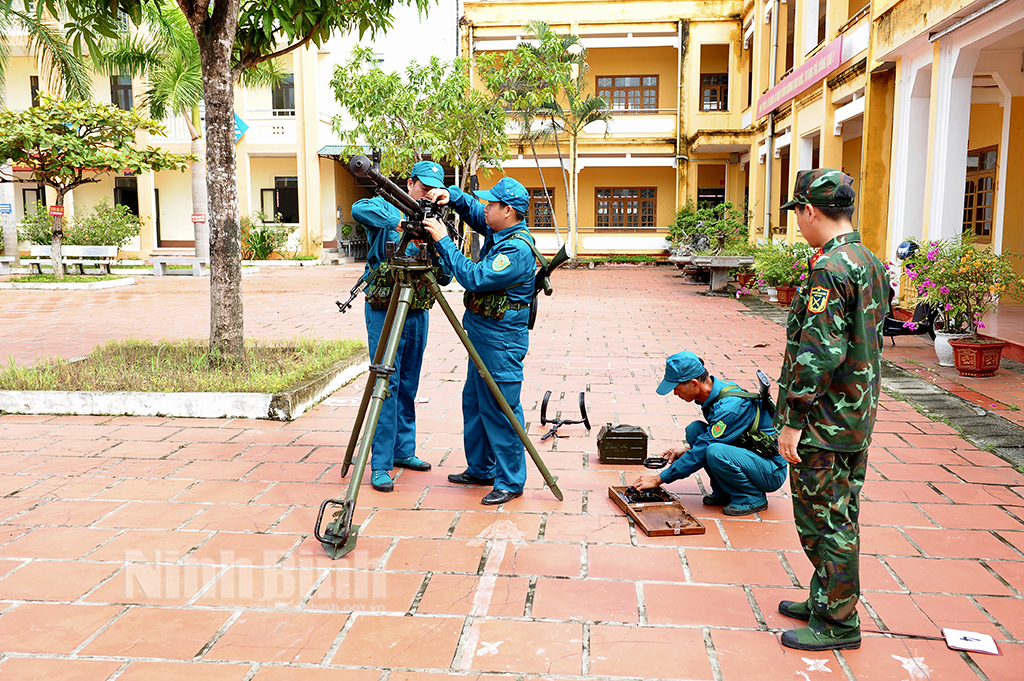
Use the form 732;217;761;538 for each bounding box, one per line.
1;162;17;263
993;74;1013;255
926;42;979;241
888;55;932;250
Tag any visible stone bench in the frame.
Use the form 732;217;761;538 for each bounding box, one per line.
25;245;118;275
148;256;209;276
668;254;755;292
0;256;13;275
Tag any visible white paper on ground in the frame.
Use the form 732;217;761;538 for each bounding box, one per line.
942;628;1000;655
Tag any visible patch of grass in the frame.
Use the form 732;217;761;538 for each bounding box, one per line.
1007;404;1020;412
0;338;364;393
9;274;124;283
579;254;659;265
292;255;317;261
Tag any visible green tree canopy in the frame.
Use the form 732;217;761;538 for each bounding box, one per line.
0;94;193;277
331;45;507;184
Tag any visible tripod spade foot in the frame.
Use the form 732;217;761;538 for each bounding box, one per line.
315;498;360;559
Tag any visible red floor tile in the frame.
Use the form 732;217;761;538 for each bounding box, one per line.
450;511;542;541
415;573;528;617
909;593;1004;640
0;657;122;680
644;583;759;628
686;548;794;587
85;562;220;606
183;531;300;566
720;519;802;551
918;503;1024;531
0;526;118;560
205;611;348;663
0;560;118;601
330;613;463;668
531;577;638;622
97;501;206;529
712;629;840;681
903;527;1021;560
454;619;582;675
251;668;380;681
492;542;581;578
82;606;232;659
588;544;683;581
195;566;319;607
116;661;253;681
183;503;289;533
361;508;457;538
589;624;711;680
0;602;121;653
841;637;975;680
306;570;424;613
541;513;632;543
885;557;1012;595
384;538;484;573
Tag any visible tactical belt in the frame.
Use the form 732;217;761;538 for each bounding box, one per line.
463;229;535;321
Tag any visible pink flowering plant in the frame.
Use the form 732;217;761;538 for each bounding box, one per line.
901;236;1024;340
753;240;815;288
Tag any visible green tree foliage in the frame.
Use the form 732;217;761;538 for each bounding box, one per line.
330;46;507;184
48;0;430;358
19;199;141;248
0;0;92;99
0;94;193;278
670;200;750;255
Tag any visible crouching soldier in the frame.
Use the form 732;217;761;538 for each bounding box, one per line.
633;350;788;516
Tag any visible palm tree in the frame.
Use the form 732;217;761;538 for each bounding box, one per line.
94;0;283;259
530;23;610;260
1;0;93;261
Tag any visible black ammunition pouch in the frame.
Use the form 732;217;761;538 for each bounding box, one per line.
463;290;529;321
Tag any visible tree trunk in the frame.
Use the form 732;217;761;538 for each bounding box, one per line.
193;4;243;359
186;107;210;260
568;135;579;260
190;136;210;260
529;138;561;245
50;193;65;280
1;162;18;265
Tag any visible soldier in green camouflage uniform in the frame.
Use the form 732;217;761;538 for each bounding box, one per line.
773;169;889;651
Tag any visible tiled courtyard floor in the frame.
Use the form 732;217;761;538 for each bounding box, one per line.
0;265;1022;680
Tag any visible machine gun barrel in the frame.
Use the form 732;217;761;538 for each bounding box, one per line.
348;155;424;220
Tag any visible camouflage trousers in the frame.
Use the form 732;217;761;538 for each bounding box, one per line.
790;445;868;637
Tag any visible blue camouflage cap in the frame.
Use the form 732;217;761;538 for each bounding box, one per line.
656;351;706;395
474;177;529;213
411;160;446;189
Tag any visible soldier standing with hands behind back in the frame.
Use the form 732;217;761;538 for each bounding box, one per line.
774;169;888;652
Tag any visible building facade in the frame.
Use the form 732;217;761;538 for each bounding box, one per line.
3;0;1022;274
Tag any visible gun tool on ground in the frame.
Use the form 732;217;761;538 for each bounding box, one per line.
539;391;590;442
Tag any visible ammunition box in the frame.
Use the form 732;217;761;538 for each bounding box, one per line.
597;424;648;465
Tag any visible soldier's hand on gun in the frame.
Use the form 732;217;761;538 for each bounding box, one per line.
426;188;450;205
421;217;447;243
779;426;802;464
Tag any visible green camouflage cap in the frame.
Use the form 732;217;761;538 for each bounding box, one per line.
780;169;855;210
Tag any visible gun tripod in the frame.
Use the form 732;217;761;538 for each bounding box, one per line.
315;243;564;559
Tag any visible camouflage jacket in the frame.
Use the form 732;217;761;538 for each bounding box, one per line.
774;231;889;451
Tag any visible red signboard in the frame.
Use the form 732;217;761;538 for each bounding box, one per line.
191;214;206;223
756;36;843;120
48;205;64;217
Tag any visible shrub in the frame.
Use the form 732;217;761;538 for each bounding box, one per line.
902;236;1024;338
74;199;140;248
753;240;814;287
18;199;140;248
241;210;290;260
669;200;749;254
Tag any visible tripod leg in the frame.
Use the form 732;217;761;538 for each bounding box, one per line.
341;290;403;478
423;272;563;501
321;281;415;559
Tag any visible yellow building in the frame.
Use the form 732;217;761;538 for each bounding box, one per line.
462;0;751;256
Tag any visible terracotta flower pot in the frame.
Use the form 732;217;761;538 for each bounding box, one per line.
736;271;756;287
947;338;1008;377
776;286;798;307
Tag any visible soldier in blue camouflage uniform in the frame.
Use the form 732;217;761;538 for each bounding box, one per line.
633;351;787;516
351;161;452;493
422;177;537;506
774;169;889;651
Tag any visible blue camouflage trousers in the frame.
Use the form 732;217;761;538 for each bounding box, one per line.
790;445;868;637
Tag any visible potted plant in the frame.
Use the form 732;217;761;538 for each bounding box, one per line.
753;241;813;305
902;236;1023;376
